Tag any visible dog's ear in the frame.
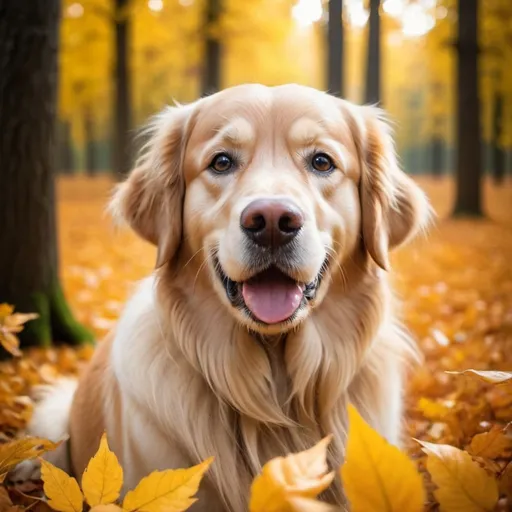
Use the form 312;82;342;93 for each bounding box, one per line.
358;106;432;270
109;104;195;267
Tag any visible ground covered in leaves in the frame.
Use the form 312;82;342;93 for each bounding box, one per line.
0;176;511;511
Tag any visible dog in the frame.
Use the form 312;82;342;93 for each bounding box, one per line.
22;84;430;511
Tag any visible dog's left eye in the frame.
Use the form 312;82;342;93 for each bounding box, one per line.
209;153;234;173
311;153;334;173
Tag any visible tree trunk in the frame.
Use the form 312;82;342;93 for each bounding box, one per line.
327;0;343;97
492;91;505;185
57;120;74;175
113;0;132;178
365;0;381;105
453;0;483;216
431;137;444;177
84;108;96;176
201;0;222;96
0;0;94;348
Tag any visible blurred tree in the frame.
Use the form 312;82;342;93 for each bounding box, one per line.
327;0;343;97
202;0;223;95
365;0;380;104
453;0;482;216
113;0;132;176
0;0;94;347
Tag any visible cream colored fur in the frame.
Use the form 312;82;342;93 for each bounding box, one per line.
24;84;431;512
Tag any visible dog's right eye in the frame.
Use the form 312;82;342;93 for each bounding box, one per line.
209;153;234;174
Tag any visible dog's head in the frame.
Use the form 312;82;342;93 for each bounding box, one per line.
112;84;430;334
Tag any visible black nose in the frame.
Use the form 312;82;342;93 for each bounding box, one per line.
240;198;304;248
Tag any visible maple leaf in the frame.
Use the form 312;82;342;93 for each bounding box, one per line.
249;436;335;512
0;304;38;357
341;404;425;512
0;438;61;482
40;459;84;512
89;506;124;512
418;439;499;512
466;423;512;459
122;457;213;512
81;433;123;506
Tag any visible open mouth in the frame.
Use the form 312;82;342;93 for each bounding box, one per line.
214;257;326;325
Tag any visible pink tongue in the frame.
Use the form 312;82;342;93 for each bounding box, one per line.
242;268;303;324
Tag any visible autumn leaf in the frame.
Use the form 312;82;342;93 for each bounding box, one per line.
0;304;38;357
418;440;499;512
287;497;338;512
40;459;84;512
0;486;13;509
446;370;512;385
0;438;61;481
89;506;124;512
466;424;512;459
499;462;512;500
341;405;425;512
122;457;213;512
81;433;123;506
249;436;335;512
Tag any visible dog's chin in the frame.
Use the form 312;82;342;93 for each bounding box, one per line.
211;255;328;335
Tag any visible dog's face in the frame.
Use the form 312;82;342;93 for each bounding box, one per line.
112;84;430;335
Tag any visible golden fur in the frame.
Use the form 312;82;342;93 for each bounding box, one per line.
27;84;431;511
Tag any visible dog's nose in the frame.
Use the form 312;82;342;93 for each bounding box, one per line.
240;198;304;247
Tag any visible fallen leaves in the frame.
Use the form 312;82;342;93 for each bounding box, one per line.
249;436;334;512
81;434;123;506
41;460;83;512
342;405;425;512
0;438;60;482
418;440;499;512
0;305;38;357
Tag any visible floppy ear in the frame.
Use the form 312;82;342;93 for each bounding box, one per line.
358;107;432;270
109;104;195;267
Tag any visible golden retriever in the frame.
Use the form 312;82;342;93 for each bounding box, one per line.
22;84;430;511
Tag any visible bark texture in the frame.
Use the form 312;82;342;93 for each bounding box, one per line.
453;0;483;216
113;0;132;177
492;92;505;185
365;0;381;105
0;0;94;347
327;0;343;97
201;0;222;96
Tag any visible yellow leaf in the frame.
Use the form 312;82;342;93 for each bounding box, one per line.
0;331;21;357
89;506;124;512
81;433;123;506
417;397;451;420
446;370;512;385
122;457;213;512
249;436;335;512
418;440;499;512
467;424;512;459
341;405;425;512
288;497;338;511
0;438;61;479
0;304;14;319
41;459;84;512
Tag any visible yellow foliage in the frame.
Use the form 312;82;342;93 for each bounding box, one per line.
41;459;84;512
81;433;123;506
0;305;38;357
418;440;499;512
122;457;213;512
0;438;60;482
341;405;425;512
249;436;334;512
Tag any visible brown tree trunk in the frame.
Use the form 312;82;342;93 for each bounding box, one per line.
453;0;483;216
84;108;96;176
201;0;222;96
327;0;343;97
57;120;75;175
113;0;132;178
492;91;505;185
0;0;94;347
365;0;381;105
